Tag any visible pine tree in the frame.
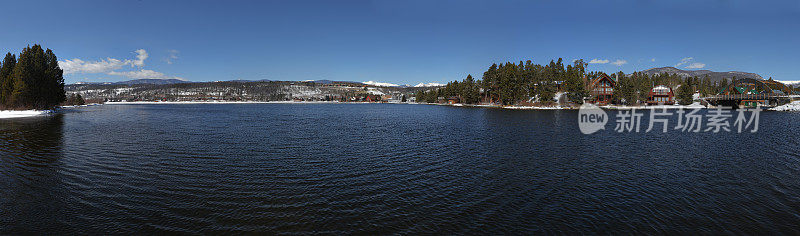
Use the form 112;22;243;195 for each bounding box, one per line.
8;45;66;110
718;78;729;94
678;78;694;105
481;64;498;104
66;93;85;105
44;49;66;107
461;74;480;104
564;59;588;104
0;53;16;108
613;74;634;105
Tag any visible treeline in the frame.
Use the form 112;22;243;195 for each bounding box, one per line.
416;58;745;106
613;72;730;105
0;45;65;110
65;93;85;106
417;58;590;105
415;74;481;104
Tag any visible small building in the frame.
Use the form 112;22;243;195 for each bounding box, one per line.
446;96;460;104
365;94;381;102
587;74;615;105
647;85;675;105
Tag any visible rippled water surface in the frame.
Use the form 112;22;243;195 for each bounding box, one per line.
2;104;800;234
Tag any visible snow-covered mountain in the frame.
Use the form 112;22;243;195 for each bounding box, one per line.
362;81;401;87
780;81;800;87
640;67;762;82
362;81;446;88
413;82;445;87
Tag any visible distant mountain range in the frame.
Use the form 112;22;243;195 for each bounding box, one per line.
413;82;446;87
72;79;352;85
114;79;190;85
74;79;190;85
76;68;784;88
640;67;763;83
361;81;445;88
71;79;444;87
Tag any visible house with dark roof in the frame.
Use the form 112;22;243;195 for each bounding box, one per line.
587;74;615;105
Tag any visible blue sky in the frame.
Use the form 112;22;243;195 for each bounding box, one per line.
0;0;798;84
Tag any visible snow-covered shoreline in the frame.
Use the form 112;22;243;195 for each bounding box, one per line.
427;102;710;110
769;101;800;112
28;100;800;112
599;102;707;110
0;110;50;119
0;104;102;119
503;105;574;110
59;103;102;108
105;101;395;105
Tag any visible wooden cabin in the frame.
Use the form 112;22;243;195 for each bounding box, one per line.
647;85;675;105
587;74;615;105
446;96;460;104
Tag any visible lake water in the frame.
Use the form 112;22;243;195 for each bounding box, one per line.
2;104;800;234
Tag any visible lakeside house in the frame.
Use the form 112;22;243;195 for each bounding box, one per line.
446;96;460;104
647;85;675;105
435;96;461;104
587;74;616;105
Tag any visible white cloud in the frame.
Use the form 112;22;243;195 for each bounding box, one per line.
60;58;128;74
59;49;186;81
611;59;627;66
108;69;186;81
675;57;694;67
685;62;706;69
132;49;148;67
675;57;706;69
165;49;179;64
589;59;609;64
60;49;148;74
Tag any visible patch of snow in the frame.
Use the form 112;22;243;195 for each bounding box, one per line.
0;110;49;119
363;81;400;87
504;106;567;110
281;85;323;98
366;87;385;95
554;92;566;103
770;101;800;111
778;80;800;85
114;87;133;95
60;104;101;109
603;102;706;110
105;101;363;104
